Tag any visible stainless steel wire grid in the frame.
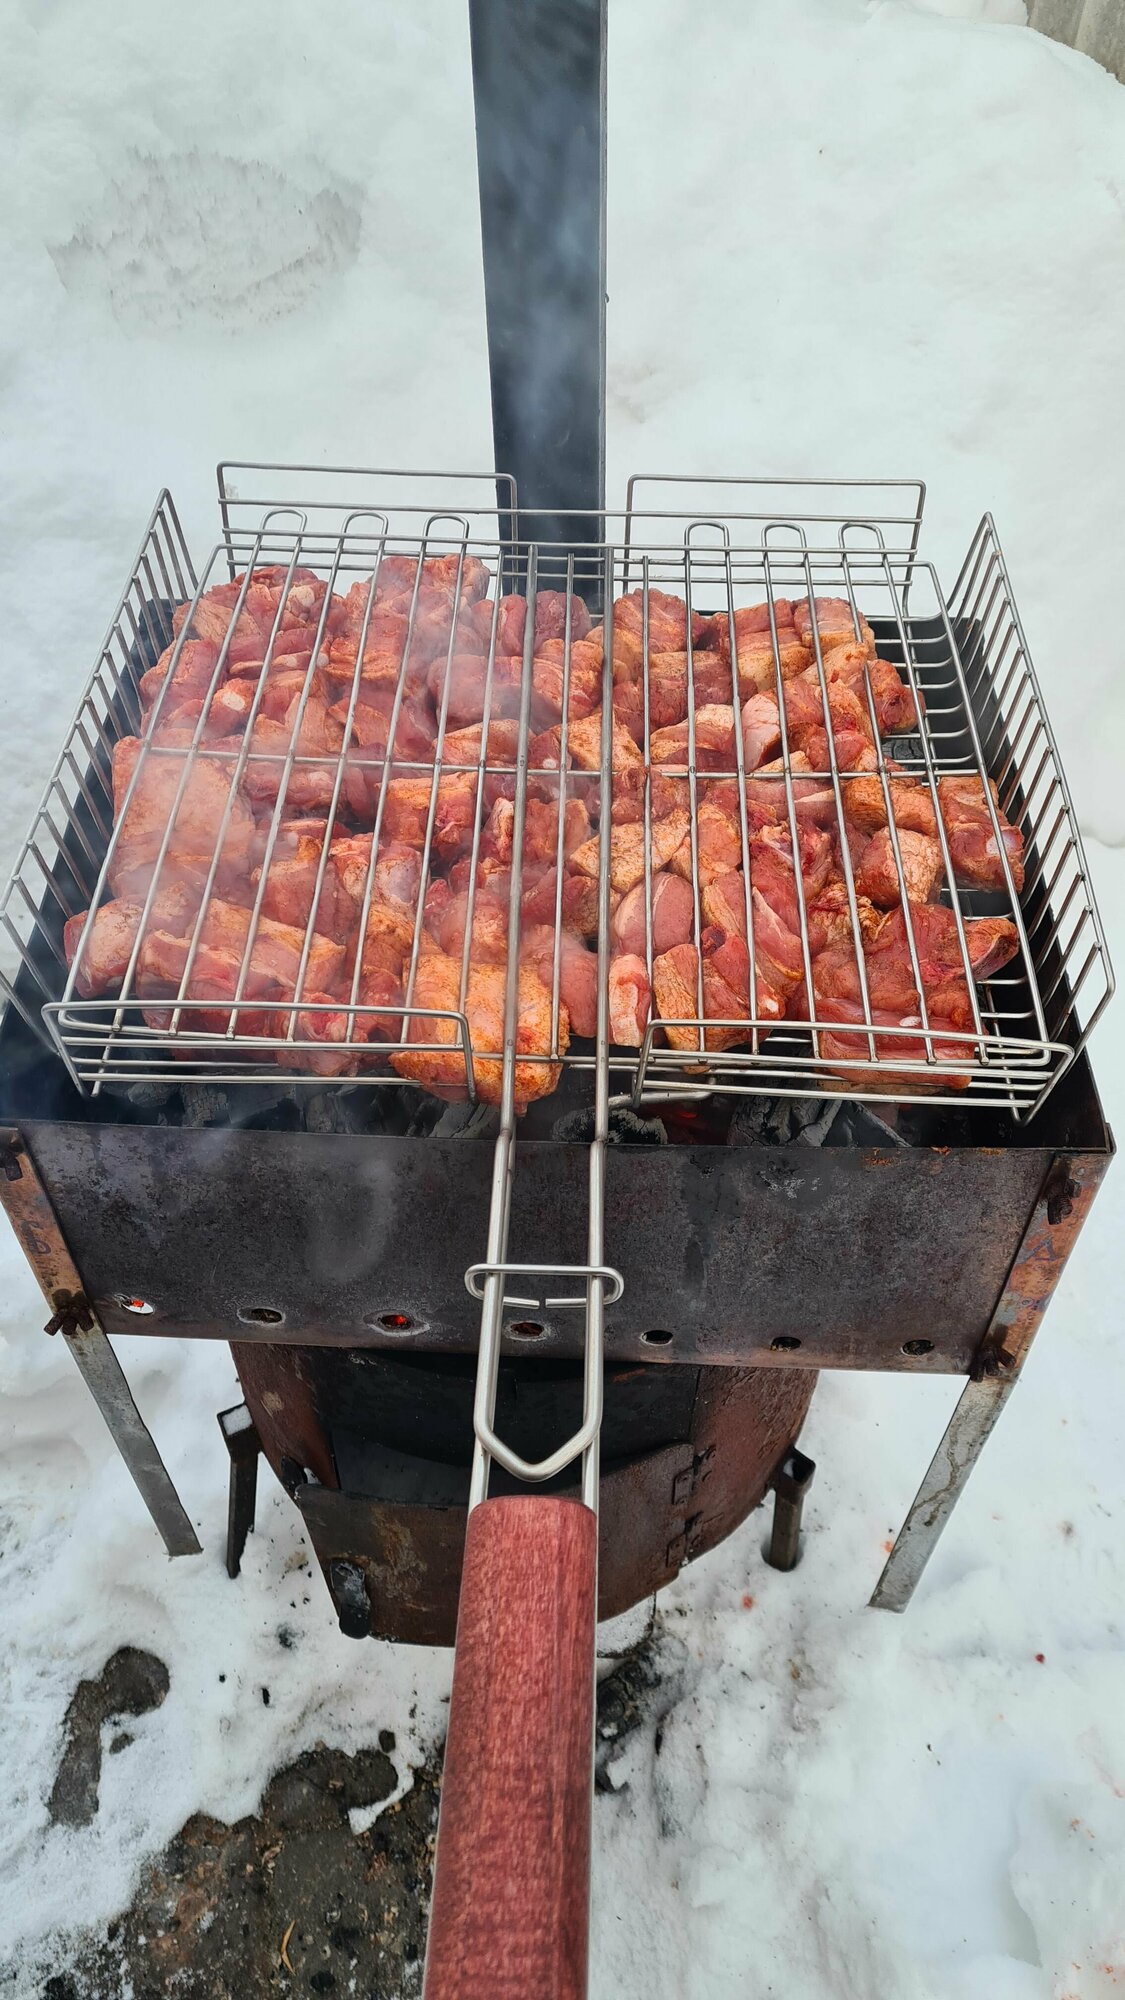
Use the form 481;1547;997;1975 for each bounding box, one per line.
0;467;1111;1122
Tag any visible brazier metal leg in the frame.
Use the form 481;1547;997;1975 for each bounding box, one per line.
217;1402;261;1578
869;1373;1014;1612
765;1447;816;1572
1;1127;200;1559
872;1151;1109;1613
64;1326;202;1558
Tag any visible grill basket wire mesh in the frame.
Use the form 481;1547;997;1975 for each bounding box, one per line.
0;470;1112;1124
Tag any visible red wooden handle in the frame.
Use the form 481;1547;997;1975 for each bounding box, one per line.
423;1494;597;2000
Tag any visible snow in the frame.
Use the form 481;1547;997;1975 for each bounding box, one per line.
0;0;1123;1994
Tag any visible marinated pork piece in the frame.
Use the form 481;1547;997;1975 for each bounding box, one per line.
700;872;806;1004
352;900;416;1044
137;899;346;1039
109;737;256;903
781;673;876;773
519;924;599;1039
63;884;201;999
652;937;783;1054
495;591;592;656
139;639;222;723
608;953;651;1046
802;994;976;1092
742;752;838;828
530;638;603;729
273;995;357;1078
741;692;783;771
427;650;524;730
793;596;875;659
822;643;920;734
478;795;591;870
844;771;939;839
379;772;479;862
611;652;732;739
390;956;566;1108
855;826;945;907
569;810;692;896
424;879;510;964
938;775;1026;892
649;704;737;773
520;864;602;939
611;871;696;958
668;797;745;886
609;588;709;675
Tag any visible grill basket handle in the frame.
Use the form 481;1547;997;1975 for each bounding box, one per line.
423;1493;597;2000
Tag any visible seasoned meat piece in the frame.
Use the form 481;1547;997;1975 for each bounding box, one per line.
741;751;838;829
478;795;590;870
667;798;744;887
351;899;416;1045
424;879;510;964
252;831;357;946
608;953;651;1046
379;772;479;861
823;644;920;734
782;674;875;773
274;995;357;1078
329;834;423;918
652;937;782;1054
938;776;1025;893
530;638;603;729
611;871;696;958
109;737;255;902
649;704;737;773
855;827;945;907
234;701;345;816
741;692;782;771
802;994;975;1093
63;885;200;999
844;771;938;839
137;900;345;1038
440;718;520;810
569;811;691;896
520;865;601;939
610;588;708;675
390;956;566;1109
803;880;882;957
519;924;599;1038
701;873;804;1003
695;604;811;698
426;650;523;730
793;596;875;659
496;591;592;656
140;639;222;724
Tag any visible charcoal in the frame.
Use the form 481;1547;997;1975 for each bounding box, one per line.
550;1104;667;1146
726;1096;837;1147
125;1082;177;1111
178;1084;236;1129
431;1100;501;1140
400;1093;499;1139
303;1087;386;1136
179;1082;301;1131
823;1101;911;1148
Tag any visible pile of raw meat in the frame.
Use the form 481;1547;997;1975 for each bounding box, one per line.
62;554;1026;1105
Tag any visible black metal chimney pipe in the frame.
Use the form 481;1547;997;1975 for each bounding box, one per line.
468;0;607;599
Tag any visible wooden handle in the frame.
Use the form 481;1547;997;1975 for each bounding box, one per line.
423;1494;597;2000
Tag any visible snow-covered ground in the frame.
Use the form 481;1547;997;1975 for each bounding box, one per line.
1;0;1123;1993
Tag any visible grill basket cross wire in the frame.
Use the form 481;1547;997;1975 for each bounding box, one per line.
0;468;1110;1127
